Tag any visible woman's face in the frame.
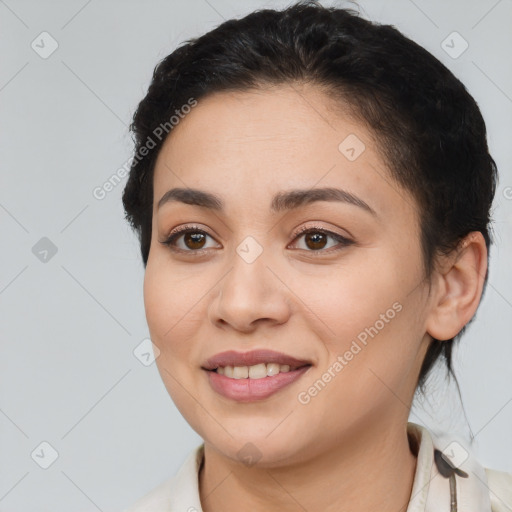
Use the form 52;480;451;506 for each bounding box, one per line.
144;84;433;465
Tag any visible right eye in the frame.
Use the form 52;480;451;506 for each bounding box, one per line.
159;225;220;254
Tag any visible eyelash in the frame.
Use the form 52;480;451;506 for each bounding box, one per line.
159;224;354;257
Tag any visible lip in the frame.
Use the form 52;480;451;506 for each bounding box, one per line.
201;349;312;370
205;365;312;402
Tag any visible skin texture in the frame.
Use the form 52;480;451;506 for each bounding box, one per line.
143;84;487;512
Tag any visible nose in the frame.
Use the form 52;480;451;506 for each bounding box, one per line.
208;245;292;333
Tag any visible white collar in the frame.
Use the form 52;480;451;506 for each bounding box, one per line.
405;422;492;511
125;422;497;511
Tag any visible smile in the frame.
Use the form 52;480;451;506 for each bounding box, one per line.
215;362;302;379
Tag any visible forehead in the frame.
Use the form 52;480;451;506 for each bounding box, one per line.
152;84;416;222
157;85;365;165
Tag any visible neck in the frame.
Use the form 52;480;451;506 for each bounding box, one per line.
199;419;418;512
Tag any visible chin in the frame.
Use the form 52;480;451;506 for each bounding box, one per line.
201;426;312;468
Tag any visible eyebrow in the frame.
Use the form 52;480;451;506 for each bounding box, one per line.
157;187;377;216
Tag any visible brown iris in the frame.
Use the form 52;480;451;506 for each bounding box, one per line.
184;232;206;250
304;232;328;250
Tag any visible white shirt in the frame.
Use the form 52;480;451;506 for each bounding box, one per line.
123;422;512;511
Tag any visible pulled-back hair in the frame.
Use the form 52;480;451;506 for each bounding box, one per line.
122;0;497;394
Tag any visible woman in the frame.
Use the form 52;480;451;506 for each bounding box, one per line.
121;1;511;510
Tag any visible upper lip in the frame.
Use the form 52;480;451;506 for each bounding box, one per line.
201;349;312;370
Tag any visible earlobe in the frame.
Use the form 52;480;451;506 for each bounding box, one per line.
425;232;488;341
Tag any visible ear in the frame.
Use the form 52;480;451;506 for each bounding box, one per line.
425;232;488;341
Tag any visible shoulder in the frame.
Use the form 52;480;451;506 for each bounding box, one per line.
121;443;205;512
485;467;512;512
121;476;176;512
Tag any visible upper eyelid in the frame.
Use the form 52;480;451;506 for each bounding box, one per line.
165;224;347;239
161;224;352;250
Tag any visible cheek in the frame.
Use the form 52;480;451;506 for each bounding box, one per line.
307;254;420;392
309;259;404;343
143;259;200;354
143;260;205;409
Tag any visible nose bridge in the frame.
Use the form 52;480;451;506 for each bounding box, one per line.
209;231;290;330
224;232;273;301
235;233;267;267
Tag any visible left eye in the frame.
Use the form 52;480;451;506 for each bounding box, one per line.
160;226;354;254
290;228;354;253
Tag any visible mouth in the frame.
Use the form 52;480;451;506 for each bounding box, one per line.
201;349;313;372
205;362;311;379
201;349;313;402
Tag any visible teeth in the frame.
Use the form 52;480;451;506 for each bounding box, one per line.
249;363;267;379
215;363;295;379
266;363;280;376
233;366;248;379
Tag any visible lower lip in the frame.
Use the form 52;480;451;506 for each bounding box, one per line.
205;366;311;402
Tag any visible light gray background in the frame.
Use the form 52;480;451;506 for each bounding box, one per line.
1;0;511;510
